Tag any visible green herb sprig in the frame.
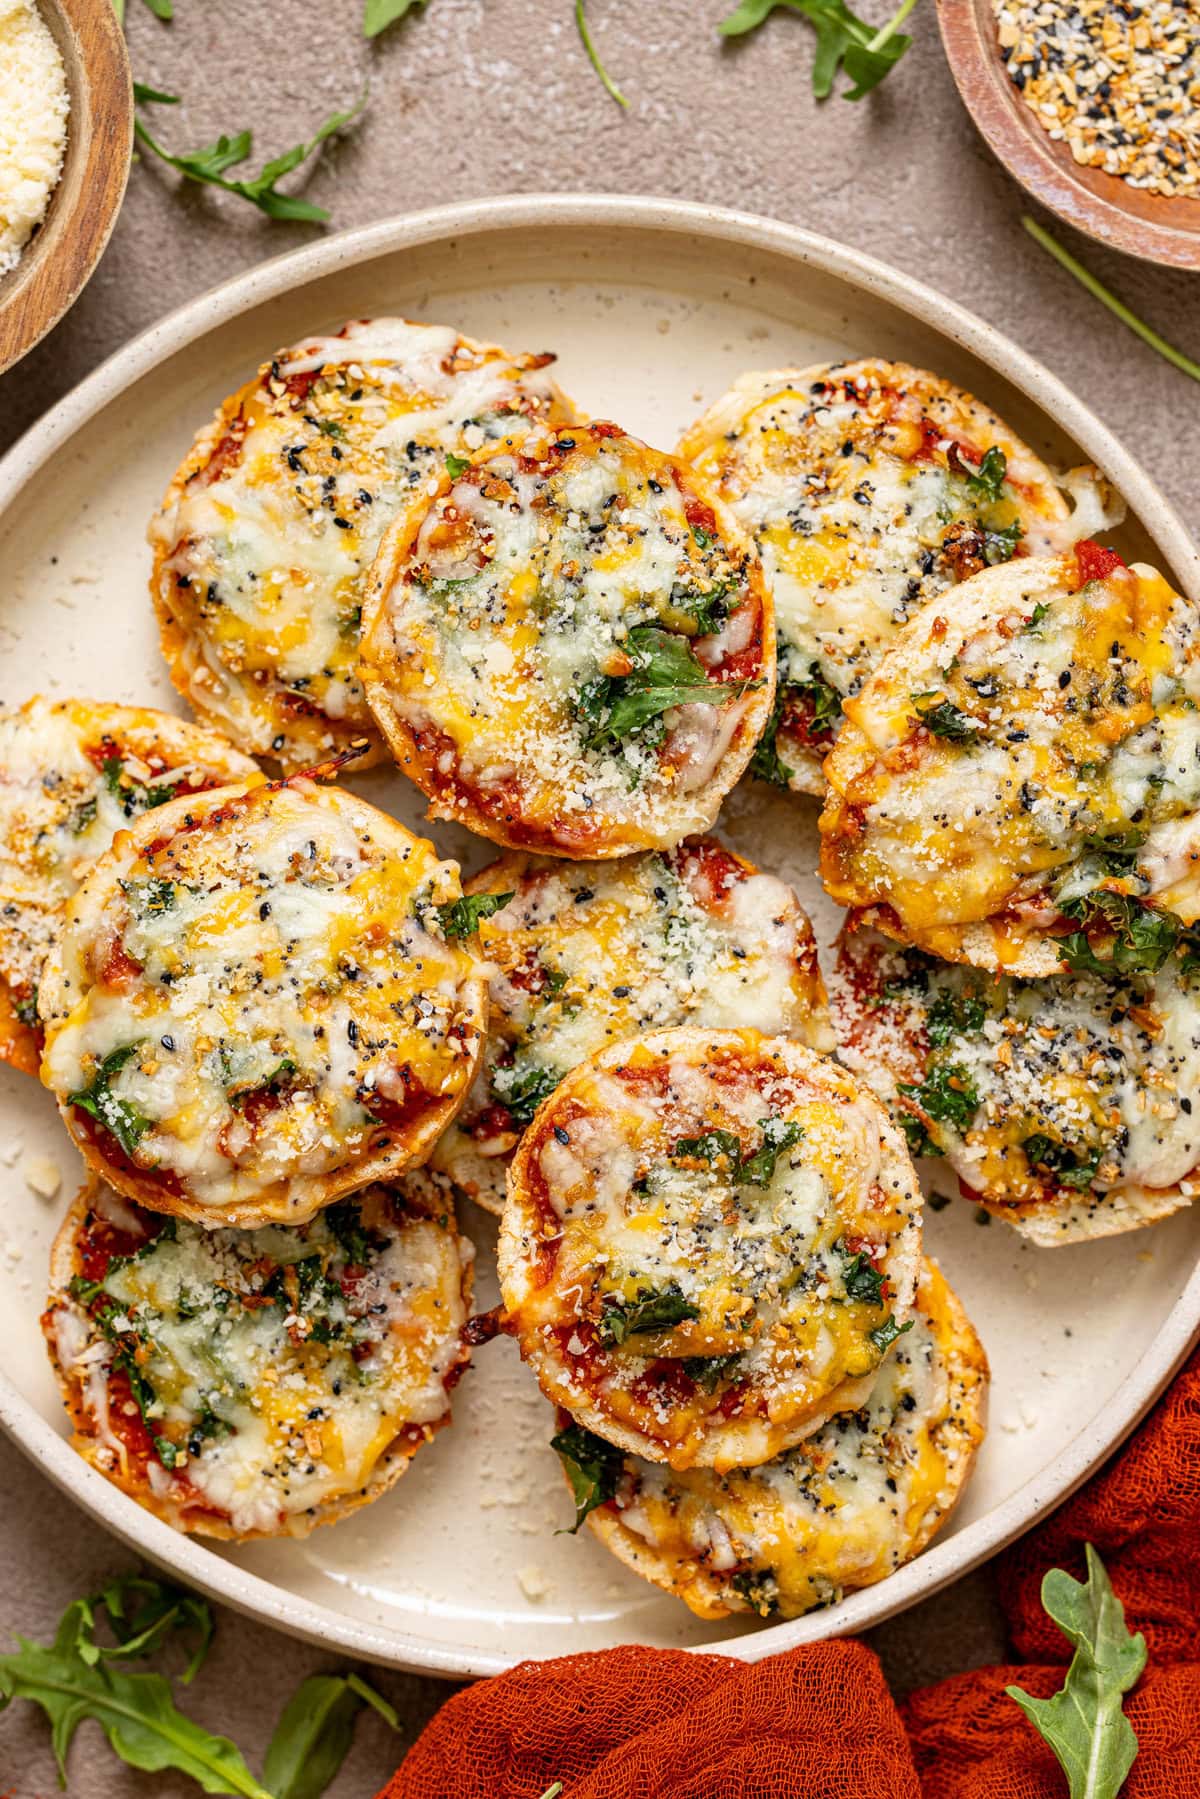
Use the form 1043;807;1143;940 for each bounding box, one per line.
1007;1543;1146;1799
0;1574;398;1796
719;0;919;100
134;103;361;224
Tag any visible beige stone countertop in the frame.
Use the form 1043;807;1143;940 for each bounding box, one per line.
0;0;1195;1791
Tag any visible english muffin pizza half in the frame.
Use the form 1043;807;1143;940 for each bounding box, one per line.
831;926;1200;1243
38;774;488;1228
431;839;833;1213
559;1258;986;1619
150;319;577;770
821;546;1200;976
678;360;1116;795
43;1173;473;1539
359;423;775;857
0;697;258;1077
498;1028;922;1471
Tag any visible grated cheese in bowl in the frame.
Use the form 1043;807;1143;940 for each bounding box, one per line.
0;0;70;279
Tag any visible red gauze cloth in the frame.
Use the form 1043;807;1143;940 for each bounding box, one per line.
381;1350;1200;1799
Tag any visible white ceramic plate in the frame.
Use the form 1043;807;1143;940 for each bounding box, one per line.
2;196;1199;1679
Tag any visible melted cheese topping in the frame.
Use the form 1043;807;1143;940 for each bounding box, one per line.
150;319;575;767
598;1261;981;1619
500;1030;921;1471
0;697;257;1054
46;1178;471;1536
832;927;1200;1226
677;362;1098;792
821;554;1200;965
360;423;774;856
39;779;487;1220
432;839;833;1210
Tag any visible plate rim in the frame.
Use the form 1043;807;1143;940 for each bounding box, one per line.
1;191;1198;1680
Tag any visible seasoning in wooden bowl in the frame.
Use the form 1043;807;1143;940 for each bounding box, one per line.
993;0;1198;199
0;0;70;278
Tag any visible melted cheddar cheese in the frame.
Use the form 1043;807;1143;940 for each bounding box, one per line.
832;927;1200;1240
359;423;775;857
499;1029;922;1471
821;551;1200;974
38;777;488;1224
0;697;258;1075
43;1177;472;1538
150;319;576;769
678;362;1111;795
581;1259;985;1619
432;839;833;1212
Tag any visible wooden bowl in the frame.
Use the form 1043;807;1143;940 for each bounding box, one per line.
0;0;133;376
938;0;1200;270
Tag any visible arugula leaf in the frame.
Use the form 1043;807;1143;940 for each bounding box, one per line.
750;694;796;787
134;102;360;224
897;1062;979;1136
491;1056;560;1127
134;81;181;105
910;691;982;741
102;755;177;815
0;1574;397;1799
262;1673;397;1799
0;1600;270;1796
577;627;737;752
737;1117;804;1185
681;1354;742;1392
89;1576;213;1684
674;1127;744;1166
839;1246;884;1307
1007;1544;1146;1799
550;1421;624;1531
597;1283;699;1345
575;0;629;107
1022;1133;1105;1192
926;984;987;1047
869;1313;913;1353
983;520;1023;565
67;1044;152;1159
673;1117;802;1186
719;0;917;101
1058;891;1180;977
363;0;427;36
444;451;471;478
433;891;514;940
960;444;1008;505
13;987;38;1029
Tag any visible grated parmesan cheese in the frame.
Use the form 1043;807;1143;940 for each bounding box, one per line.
0;0;69;279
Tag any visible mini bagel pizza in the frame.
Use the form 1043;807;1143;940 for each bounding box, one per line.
359;422;775;857
38;773;489;1228
498;1028;923;1471
677;361;1116;796
831;925;1200;1243
0;696;258;1078
558;1258;986;1619
821;546;1200;977
431;838;834;1213
42;1173;473;1539
149;319;577;770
